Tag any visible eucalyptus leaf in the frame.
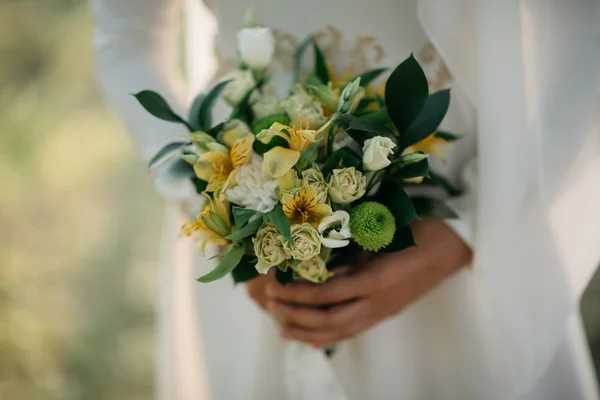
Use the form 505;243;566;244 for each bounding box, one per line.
384;54;429;134
425;172;463;196
321;147;362;176
188;93;206;131
232;255;261;284
233;207;258;229
267;205;292;243
148;141;189;170
355;98;377;112
230;83;259;123
354;67;388;87
133;91;192;130
361;109;392;124
295;139;321;171
197;80;231;131
197;245;246;283
225;216;264;241
349;119;394;135
312;41;330;85
403;89;451;148
412;197;458;219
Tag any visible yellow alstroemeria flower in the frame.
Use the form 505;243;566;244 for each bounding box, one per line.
281;185;332;228
180;192;232;255
193;135;255;192
406;132;451;160
258;121;317;178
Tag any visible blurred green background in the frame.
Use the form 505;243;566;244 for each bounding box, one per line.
0;0;599;399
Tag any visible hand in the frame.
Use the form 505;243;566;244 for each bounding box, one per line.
265;219;472;348
245;269;277;311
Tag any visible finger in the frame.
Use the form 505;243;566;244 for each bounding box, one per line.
266;267;377;306
268;299;368;330
280;322;364;348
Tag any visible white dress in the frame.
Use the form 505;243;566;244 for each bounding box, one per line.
90;0;600;399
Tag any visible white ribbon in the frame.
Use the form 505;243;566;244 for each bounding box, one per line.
283;341;349;400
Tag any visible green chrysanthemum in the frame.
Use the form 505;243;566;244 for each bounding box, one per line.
349;202;396;251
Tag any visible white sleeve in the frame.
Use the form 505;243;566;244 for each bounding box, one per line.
90;0;187;160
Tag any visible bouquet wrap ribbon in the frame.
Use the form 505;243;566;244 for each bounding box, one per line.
283;341;349;400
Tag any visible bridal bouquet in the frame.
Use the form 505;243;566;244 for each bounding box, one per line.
134;18;459;285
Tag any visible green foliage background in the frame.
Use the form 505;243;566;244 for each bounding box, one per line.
0;0;598;398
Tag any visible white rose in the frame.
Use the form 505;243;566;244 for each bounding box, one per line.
251;94;283;120
317;211;351;248
292;256;332;283
280;92;327;129
222;69;256;107
362;136;397;171
237;27;276;70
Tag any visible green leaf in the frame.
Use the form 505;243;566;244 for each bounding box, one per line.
403;89;451;148
384;54;429;134
390;152;429;167
253;136;289;156
252;114;291;134
148;141;189;170
382;226;415;253
133;91;192;130
435;130;460;142
230;83;259;123
208;243;235;260
348;119;394;135
197;80;231;131
378;183;419;229
188;93;206;131
425;172;463;196
197;245;246;283
355;67;388;87
294;35;313;83
267;205;292;242
155;157;196;183
355;98;377;112
276;267;295;286
312;41;330;84
225;216;264;241
321;147;362;176
361;109;392;124
191;177;208;194
412;197;458;219
388;158;430;179
232;207;258;229
295;139;322;171
232;255;261;284
207;122;225;138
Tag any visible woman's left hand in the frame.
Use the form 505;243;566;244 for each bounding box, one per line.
265;219;472;348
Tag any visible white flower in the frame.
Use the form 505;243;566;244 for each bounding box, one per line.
317;211;351;248
280;92;327;129
362;136;396;171
237;27;276;70
252;94;283;120
224;158;279;213
222;69;256;107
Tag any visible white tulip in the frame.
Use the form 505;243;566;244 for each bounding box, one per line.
237;27;276;70
318;210;352;248
362;136;396;171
